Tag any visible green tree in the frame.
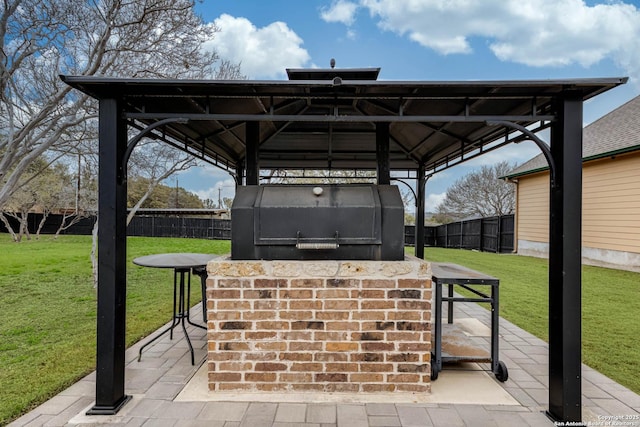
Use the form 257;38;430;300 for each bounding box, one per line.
164;184;204;209
127;177;203;210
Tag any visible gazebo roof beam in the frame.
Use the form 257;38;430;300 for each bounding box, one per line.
124;112;556;122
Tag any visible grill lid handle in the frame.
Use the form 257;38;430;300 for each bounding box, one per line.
295;231;339;250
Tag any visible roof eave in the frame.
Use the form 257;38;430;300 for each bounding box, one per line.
59;75;628;100
505;144;640;179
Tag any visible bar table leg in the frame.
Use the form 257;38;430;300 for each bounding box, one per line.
138;267;204;365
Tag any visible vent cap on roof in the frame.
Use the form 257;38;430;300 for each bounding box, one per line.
286;67;380;81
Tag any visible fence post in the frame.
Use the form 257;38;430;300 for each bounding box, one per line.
445;224;448;248
497;215;502;253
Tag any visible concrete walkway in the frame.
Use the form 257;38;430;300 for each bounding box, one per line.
9;292;640;427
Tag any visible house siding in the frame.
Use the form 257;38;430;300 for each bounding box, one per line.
582;152;640;253
515;151;640;270
516;172;549;244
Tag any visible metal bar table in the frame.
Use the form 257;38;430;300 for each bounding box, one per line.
430;262;508;382
133;253;215;365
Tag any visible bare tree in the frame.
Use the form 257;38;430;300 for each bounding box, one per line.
1;0;246;290
53;161;97;238
214;59;246;80
0;0;226;210
0;157;57;241
265;169;416;223
0;184;36;241
32;163;73;238
265;169;377;184
436;161;516;222
222;197;234;210
126;141;199;224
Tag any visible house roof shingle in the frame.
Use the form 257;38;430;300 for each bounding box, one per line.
505;94;640;178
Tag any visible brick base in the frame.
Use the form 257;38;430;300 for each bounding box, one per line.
206;256;432;393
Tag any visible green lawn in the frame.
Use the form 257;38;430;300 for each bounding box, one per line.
1;238;638;424
420;247;640;395
0;235;231;425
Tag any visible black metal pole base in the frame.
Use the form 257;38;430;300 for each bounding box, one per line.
545;410;585;427
86;395;132;416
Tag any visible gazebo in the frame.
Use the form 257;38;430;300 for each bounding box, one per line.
62;68;626;424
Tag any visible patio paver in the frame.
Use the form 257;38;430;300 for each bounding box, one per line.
7;291;640;427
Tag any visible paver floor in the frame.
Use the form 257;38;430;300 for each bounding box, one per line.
8;287;640;427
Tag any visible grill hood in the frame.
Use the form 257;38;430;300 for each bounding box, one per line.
231;184;404;260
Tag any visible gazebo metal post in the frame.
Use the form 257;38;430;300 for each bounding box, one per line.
547;92;583;423
246;121;260;185
415;164;426;259
376;122;391;185
235;164;244;187
87;98;131;415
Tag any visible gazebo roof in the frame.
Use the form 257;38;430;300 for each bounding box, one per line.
61;73;626;175
61;70;629;423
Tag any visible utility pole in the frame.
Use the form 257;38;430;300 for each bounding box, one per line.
175;179;179;208
218;187;222;209
75;154;81;214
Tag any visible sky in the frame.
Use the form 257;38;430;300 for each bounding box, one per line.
174;0;640;212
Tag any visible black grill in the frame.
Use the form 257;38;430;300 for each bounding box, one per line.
231;184;404;260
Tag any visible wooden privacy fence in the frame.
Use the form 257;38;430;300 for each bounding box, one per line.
406;215;514;253
0;213;96;236
127;216;231;239
2;213;514;253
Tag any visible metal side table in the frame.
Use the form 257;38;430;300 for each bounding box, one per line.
430;262;508;382
133;253;215;365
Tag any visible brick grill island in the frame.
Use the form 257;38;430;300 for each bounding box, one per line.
206;256;432;394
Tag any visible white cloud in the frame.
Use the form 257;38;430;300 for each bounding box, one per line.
356;0;640;82
203;14;311;79
320;1;360;41
426;192;446;210
463;141;543;168
194;178;237;205
192;164;233;180
428;170;452;182
321;0;359;25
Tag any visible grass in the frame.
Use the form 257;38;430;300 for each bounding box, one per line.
0;234;231;425
420;247;640;395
